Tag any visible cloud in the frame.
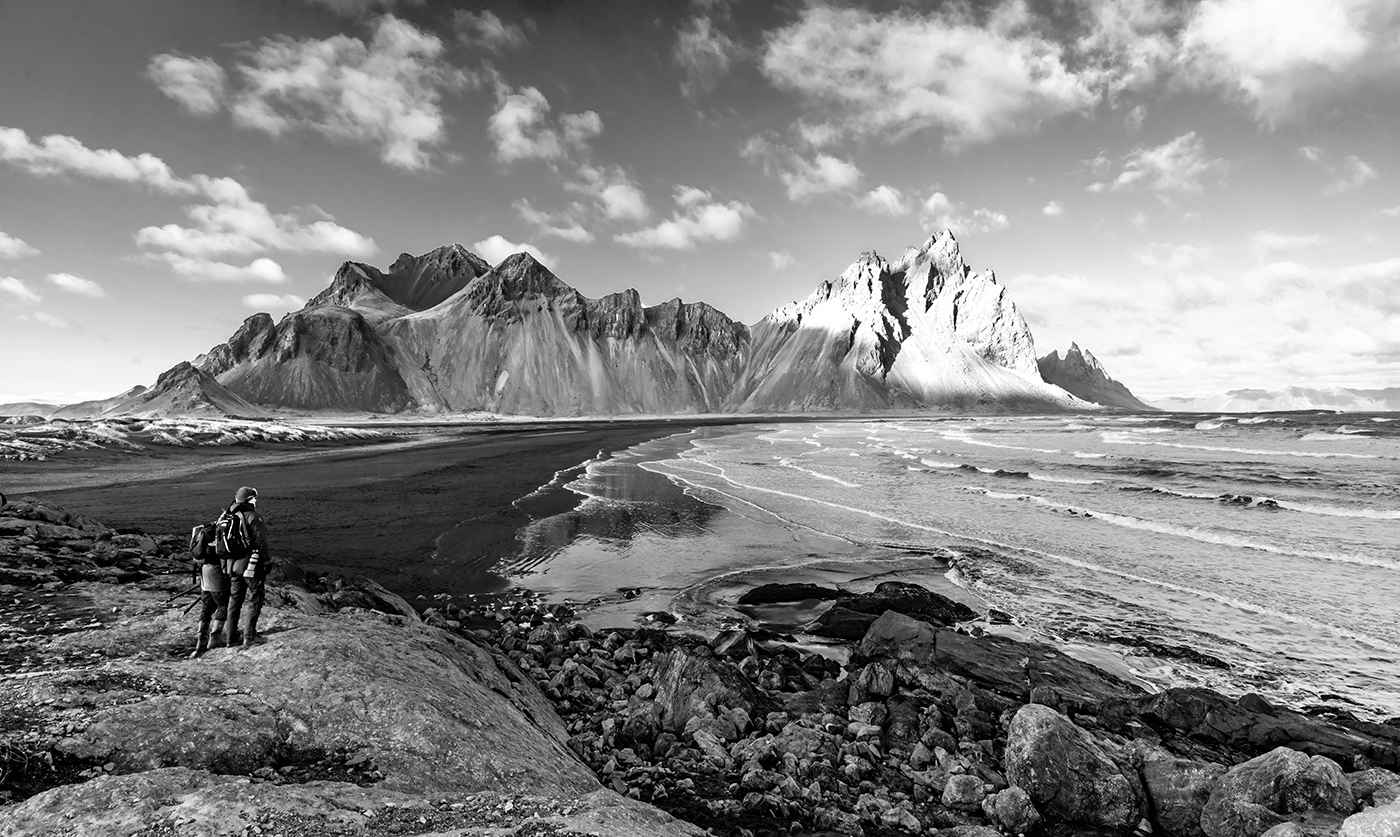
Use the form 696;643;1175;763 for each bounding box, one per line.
514;199;593;243
567;164;649;221
149;254;288;283
1298;145;1324;164
242;293;305;310
1134;241;1210;271
674;15;741;99
1180;0;1400;122
1384;205;1400;217
615;187;754;250
1090;132;1224;193
136;175;375;262
920;192;1009;236
147;54;227;116
1250;231;1328;257
301;0;406;17
761;4;1097;147
454;10;528;53
472;235;555;267
1328;154;1378;193
0;126;188;193
46;272;105;298
0;276;40;304
741;136;862;201
0;231;38;259
188;16;470;171
769;250;795;270
19;311;69;329
489;85;602;164
857;185;911;217
1042;200;1064;217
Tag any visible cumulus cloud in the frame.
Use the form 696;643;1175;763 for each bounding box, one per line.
1384;205;1400;217
455;10;528;53
489;85;602;164
146;54;227;116
615;187;754;250
1328;154;1378;193
242;293;305;310
567;164;649;222
1180;0;1400;121
46;272;105;298
741;136;862;202
154;16;468;171
1042;200;1065;217
472;235;555;268
769;250;795;270
1089;132;1224;193
857;185;911;217
762;4;1097;147
19;311;69;329
149;254;289;283
920;192;1009;236
674;15;741;99
1133;241;1210;271
0;276;40;304
136;175;375;264
514;199;594;243
0;126;188;193
1250;231;1328;257
0;231;38;259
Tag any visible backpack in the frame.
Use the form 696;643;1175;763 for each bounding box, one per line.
189;522;218;564
213;509;249;559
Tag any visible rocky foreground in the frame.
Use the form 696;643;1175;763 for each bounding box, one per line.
2;499;1399;837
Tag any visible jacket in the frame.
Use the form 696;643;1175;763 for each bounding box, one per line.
225;501;272;579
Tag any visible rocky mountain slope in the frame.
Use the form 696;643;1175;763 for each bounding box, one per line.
1037;343;1156;411
731;232;1075;411
30;233;1105;419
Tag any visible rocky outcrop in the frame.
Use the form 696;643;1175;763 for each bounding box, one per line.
1038;342;1156;410
1200;747;1355;837
807;581;977;639
729;231;1079;411
1004;704;1145;828
1136;746;1228;837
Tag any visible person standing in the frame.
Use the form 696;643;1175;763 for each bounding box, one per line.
223;486;271;649
190;544;229;657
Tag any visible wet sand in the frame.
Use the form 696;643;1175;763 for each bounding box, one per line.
8;419;749;601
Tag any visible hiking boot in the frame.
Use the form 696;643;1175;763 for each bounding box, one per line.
209;621;226;649
190;623;210;659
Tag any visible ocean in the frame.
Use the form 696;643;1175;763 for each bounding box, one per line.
501;412;1400;719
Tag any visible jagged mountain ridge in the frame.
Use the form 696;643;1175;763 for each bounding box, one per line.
731;232;1074;411
113;232;1112;417
1038;343;1156;411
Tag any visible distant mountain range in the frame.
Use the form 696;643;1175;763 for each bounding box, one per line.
1158;386;1400;413
5;232;1164;418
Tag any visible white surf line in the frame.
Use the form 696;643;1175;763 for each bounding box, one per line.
940;429;1062;455
650;462;1400;654
1276;501;1400;520
512;448;608;507
1101;432;1381;460
959;485;1398;572
776;458;861;488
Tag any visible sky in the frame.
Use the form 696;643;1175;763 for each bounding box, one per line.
1;0;1397;404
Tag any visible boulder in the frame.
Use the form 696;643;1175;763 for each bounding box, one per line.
848;662;894;704
1004;704;1144;828
987;786;1043;835
1201;747;1354;837
943;773;987;810
1340;802;1400;837
1348;768;1400;807
858;610;937;662
649;646;775;734
935;628;1144;711
1138;750;1227;837
737;583;841;605
323;574;421;621
808;582;975;638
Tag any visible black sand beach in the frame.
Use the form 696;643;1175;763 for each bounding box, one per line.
4;419;749;601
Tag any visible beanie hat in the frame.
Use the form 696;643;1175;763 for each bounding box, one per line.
234;486;259;504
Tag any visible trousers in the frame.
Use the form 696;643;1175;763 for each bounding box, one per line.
225;574;266;645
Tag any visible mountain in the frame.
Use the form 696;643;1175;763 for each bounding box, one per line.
383;253;749;414
1158;386;1400;413
1037;343;1156;411
729;232;1075;411
82;231;1094;418
0;387;150;419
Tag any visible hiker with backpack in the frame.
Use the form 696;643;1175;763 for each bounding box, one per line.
187;523;229;657
222;486;272;649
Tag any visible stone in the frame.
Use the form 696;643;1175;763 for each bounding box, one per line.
848;662;894;704
1004;704;1144;828
1201;747;1355;837
1138;750;1227;837
1349;768;1400;806
943;773;986;809
650;647;774;734
857;610;937;662
988;786;1043;835
737;583;841;605
1340;802;1400;837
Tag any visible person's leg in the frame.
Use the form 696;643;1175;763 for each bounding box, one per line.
242;577;265;647
192;592;216;658
225;576;246;646
210;590;229;648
